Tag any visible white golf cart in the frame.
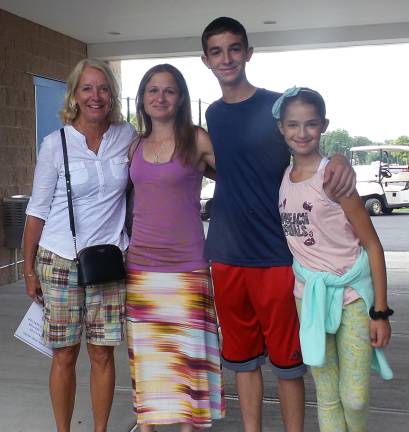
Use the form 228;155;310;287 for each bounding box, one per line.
350;145;409;215
200;181;215;220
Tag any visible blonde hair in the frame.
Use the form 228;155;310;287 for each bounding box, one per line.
60;58;123;125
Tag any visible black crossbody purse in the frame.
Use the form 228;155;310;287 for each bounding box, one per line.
60;128;126;286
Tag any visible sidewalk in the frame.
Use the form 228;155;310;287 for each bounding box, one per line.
0;252;408;431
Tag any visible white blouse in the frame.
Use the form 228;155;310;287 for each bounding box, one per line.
26;123;137;259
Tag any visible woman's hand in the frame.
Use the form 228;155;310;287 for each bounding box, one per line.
23;215;45;304
323;154;356;199
25;273;43;304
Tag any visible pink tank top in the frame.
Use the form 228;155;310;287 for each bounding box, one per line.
127;140;208;272
279;158;360;305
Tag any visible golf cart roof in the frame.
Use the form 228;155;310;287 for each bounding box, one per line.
350;145;409;152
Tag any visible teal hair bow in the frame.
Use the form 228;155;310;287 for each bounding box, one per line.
272;86;302;120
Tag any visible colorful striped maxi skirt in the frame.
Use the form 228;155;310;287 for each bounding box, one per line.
126;269;225;429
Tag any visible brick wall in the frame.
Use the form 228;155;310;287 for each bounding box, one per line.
0;9;87;285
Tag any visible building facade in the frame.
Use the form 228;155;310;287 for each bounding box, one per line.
0;9;86;284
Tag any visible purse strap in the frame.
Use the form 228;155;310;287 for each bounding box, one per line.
60;128;78;258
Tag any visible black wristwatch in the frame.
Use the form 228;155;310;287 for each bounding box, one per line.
369;306;394;320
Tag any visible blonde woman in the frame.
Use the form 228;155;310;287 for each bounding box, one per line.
23;58;136;432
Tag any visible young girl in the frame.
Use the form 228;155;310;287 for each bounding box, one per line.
273;87;393;431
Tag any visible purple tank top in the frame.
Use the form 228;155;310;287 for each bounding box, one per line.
127;140;208;272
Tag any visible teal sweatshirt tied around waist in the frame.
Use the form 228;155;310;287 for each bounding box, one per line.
293;248;393;380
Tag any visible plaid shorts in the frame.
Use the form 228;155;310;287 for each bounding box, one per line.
36;246;125;348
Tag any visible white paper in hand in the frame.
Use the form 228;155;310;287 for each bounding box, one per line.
14;302;53;358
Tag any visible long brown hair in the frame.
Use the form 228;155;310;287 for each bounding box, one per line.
136;64;196;164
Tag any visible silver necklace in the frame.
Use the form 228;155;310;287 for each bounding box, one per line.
152;142;165;164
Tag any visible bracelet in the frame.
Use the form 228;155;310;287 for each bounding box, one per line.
369;306;394;320
24;273;36;278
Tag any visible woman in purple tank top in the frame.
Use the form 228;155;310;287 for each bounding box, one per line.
126;64;224;431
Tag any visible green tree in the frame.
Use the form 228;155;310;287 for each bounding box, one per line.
321;129;353;157
394;135;409;146
390;135;409;165
128;113;138;129
351;136;378;163
351;136;373;147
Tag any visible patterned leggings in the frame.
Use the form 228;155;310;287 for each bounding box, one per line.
298;298;372;432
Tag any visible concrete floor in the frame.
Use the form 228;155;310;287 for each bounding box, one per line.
1;252;408;431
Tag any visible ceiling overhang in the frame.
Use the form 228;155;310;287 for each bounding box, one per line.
88;21;409;60
1;0;409;60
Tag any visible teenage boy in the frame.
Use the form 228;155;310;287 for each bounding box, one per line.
201;17;355;432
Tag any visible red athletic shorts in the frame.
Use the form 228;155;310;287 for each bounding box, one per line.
211;262;305;378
